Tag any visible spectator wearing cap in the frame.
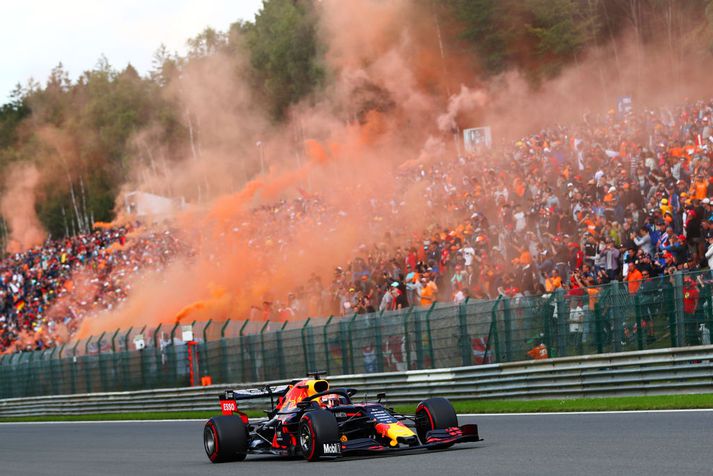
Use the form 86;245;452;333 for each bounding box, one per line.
395;277;409;309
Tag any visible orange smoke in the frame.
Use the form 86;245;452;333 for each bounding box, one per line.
1;163;46;253
58;0;713;344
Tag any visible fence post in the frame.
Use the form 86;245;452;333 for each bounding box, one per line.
123;326;133;357
707;293;713;346
110;329;120;353
40;349;51;395
259;321;271;380
202;319;212;379
276;321;288;379
322;316;333;375
485;296;502;364
239;321;250;382
611;282;623;353
338;318;349;375
25;351;36;396
503;297;513;362
167;323;179;387
121;326;134;388
151;323;162;387
673;271;685;347
594;302;603;354
83;337;93;394
301;318;313;374
0;355;6;398
374;310;384;373
136;325;147;388
413;308;424;369
97;332;107;392
0;355;5;398
48;347;57;395
543;295;553;356
70;342;79;394
634;294;644;350
219;320;231;383
348;314;358;374
57;344;67;395
458;298;471;367
110;328;120;390
555;289;568;358
425;303;436;368
402;307;414;370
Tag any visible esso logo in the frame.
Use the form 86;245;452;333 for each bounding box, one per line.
221;401;236;412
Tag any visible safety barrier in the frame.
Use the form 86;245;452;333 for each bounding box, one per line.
2;345;712;418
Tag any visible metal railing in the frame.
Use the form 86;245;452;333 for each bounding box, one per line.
2;269;713;399
1;345;712;418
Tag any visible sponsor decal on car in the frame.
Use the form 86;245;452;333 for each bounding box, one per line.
322;443;341;454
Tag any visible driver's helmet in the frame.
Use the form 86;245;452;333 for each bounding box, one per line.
320;394;342;408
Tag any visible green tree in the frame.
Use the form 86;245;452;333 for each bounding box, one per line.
245;0;325;119
0;85;29;151
187;27;228;58
525;0;594;78
440;0;517;75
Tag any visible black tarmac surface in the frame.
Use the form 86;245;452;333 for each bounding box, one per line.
0;412;711;475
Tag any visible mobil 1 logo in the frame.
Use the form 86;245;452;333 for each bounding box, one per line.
322;442;341;454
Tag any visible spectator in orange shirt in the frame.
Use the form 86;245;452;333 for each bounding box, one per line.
626;262;643;294
690;174;708;200
545;269;563;292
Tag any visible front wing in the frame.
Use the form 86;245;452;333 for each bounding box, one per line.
339;424;481;456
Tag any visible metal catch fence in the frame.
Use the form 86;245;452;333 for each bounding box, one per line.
2;269;713;399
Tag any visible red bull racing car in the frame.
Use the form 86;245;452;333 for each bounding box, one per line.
203;373;481;463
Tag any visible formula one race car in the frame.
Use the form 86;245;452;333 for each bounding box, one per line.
203;373;481;463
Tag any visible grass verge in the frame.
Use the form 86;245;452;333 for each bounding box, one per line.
2;394;712;422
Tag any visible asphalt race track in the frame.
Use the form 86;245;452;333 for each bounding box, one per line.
1;411;711;476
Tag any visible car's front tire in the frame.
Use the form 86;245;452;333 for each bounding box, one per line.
204;415;248;463
415;397;458;447
299;410;340;461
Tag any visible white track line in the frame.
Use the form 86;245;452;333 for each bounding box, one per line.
3;409;713;424
460;408;713;416
0;419;205;425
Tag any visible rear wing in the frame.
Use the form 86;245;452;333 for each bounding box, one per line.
219;385;291;417
219;385;290;402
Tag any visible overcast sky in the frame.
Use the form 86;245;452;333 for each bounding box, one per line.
0;0;263;102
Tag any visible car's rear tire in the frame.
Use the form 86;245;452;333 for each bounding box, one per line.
299;410;339;461
415;397;458;447
204;415;248;463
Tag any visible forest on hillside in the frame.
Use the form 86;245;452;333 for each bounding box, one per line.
1;0;713;246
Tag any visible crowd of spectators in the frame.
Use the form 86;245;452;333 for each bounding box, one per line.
0;226;188;353
278;98;713;320
2;97;713;353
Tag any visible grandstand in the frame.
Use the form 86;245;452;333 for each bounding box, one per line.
1;97;712;357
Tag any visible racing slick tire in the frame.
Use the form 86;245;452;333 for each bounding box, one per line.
299;409;340;462
204;415;248;463
415;397;458;448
